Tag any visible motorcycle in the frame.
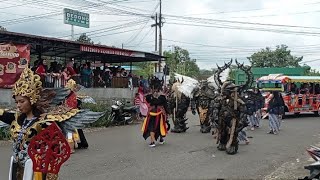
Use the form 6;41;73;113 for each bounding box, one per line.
108;99;137;125
301;146;320;180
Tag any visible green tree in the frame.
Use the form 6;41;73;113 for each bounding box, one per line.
227;65;238;82
248;44;303;67
76;33;94;44
163;46;200;78
0;26;7;31
134;62;154;77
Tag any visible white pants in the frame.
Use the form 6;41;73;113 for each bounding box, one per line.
9;156;33;180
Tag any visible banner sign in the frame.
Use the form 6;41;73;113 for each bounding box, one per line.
0;43;30;88
80;45;137;57
64;8;89;28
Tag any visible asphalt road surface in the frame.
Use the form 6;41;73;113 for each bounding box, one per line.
1;112;320;180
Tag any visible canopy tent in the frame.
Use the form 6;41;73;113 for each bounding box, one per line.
286;76;320;83
256;74;287;84
0;31;163;64
257;74;320;84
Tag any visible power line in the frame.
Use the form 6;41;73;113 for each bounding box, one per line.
58;19;149;38
134;28;155;47
180;1;320;16
124;2;159;44
163;39;257;50
165;15;320;30
1;0;151;26
165;22;320;37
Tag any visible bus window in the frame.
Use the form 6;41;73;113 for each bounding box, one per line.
315;84;320;94
300;83;310;94
290;83;297;93
309;83;315;94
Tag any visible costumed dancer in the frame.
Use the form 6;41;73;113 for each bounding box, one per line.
266;91;284;135
64;79;92;152
245;89;259;131
254;87;264;128
213;59;253;155
192;81;217;133
169;74;198;133
0;68;104;179
141;77;170;147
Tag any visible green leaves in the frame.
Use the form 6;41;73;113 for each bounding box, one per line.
164;46;200;78
76;33;94;44
248;44;303;68
0;26;6;31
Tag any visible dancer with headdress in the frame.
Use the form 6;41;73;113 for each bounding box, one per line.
141;77;170;147
64;79;96;152
168;74;198;133
212;59;253;155
0;68;104;180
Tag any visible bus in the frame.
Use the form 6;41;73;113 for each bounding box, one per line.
256;74;320;117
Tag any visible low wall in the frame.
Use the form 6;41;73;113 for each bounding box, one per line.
0;89;15;107
0;88;137;107
80;88;137;105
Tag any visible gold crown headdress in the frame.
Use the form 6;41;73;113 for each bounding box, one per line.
12;68;42;105
65;79;79;92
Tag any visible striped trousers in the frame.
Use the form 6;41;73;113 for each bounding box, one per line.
255;109;261;127
238;130;248;143
268;113;280;133
248;115;259;127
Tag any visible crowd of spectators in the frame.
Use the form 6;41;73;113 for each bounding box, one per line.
31;59;145;88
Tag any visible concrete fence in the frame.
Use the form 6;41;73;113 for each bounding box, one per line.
0;87;137;107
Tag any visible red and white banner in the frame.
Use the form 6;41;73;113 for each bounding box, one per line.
80;45;133;56
80;45;145;58
0;43;30;88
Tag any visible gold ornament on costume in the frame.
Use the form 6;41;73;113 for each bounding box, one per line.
12;68;42;105
65;79;79;92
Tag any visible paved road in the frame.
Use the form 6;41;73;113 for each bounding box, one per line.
1;113;320;180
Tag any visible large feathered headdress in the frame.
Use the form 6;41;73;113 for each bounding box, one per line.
12;68;42;105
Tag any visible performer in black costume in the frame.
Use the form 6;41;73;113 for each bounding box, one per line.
212;60;253;155
141;77;170;147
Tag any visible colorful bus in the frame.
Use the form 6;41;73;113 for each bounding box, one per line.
256;74;320;117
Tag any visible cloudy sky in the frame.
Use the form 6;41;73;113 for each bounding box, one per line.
1;0;320;70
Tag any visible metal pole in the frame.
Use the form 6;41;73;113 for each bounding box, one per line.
155;13;158;52
158;0;162;72
71;25;74;40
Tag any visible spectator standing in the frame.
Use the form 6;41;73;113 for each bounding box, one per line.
81;63;93;88
35;59;47;86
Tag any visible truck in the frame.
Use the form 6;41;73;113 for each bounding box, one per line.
233;66;311;87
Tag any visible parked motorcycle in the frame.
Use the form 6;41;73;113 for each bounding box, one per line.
108;99;137;125
301;146;320;180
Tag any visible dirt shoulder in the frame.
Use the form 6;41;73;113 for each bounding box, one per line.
264;150;317;179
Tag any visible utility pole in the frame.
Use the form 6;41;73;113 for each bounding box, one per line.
151;13;158;73
158;0;162;72
151;0;163;73
71;25;74;41
151;13;158;52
